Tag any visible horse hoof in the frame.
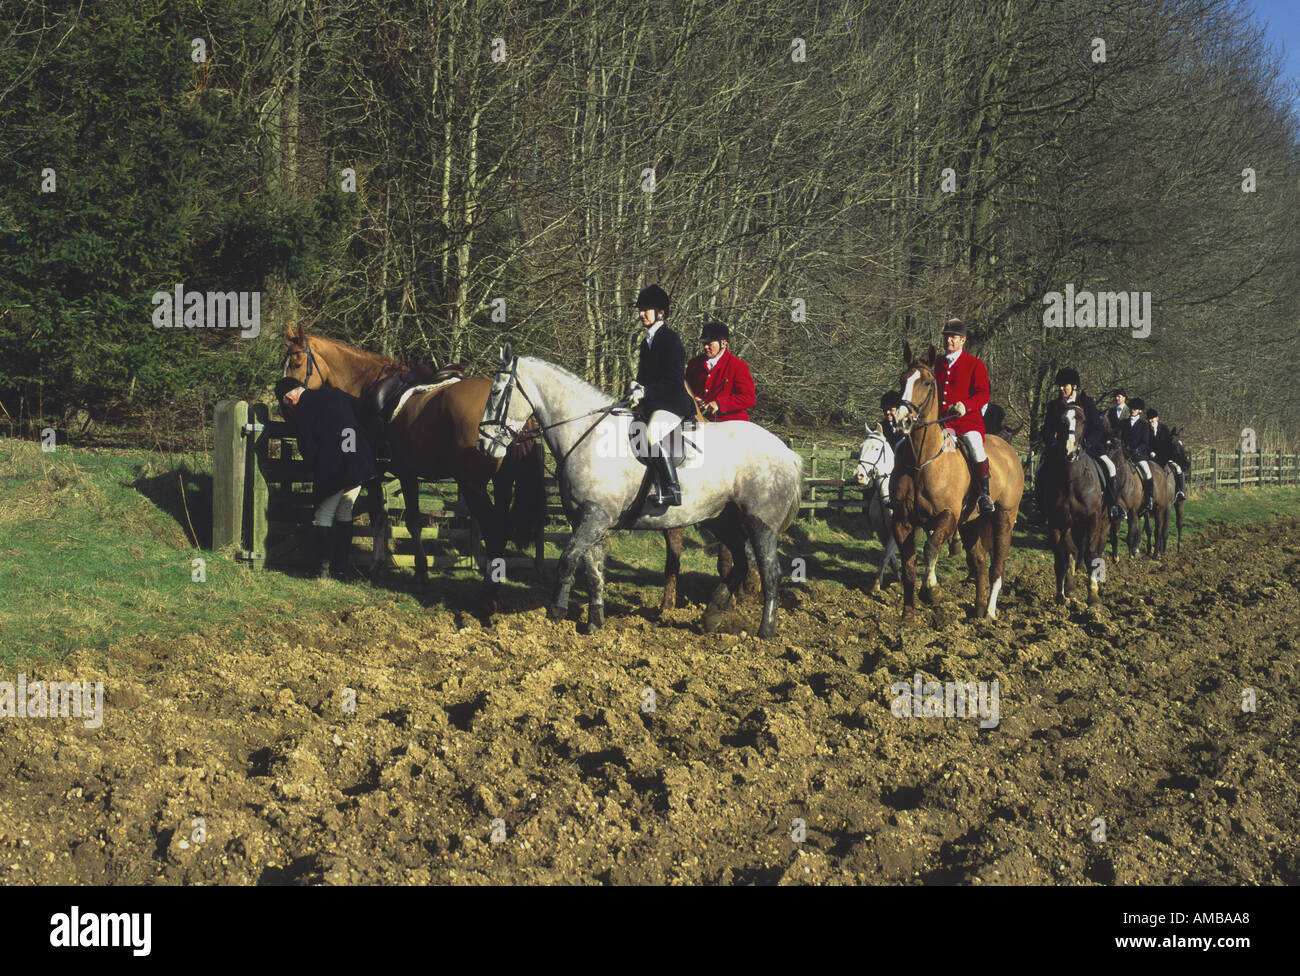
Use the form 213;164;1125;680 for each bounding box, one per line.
1055;594;1066;606
589;607;604;630
758;622;775;639
547;605;565;622
922;587;943;605
1088;592;1101;606
902;607;917;624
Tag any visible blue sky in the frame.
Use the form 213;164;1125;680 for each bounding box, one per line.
1249;0;1300;110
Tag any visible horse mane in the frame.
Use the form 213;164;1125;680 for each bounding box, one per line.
519;356;616;403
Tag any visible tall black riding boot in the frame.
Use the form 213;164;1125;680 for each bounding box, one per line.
652;453;682;507
311;524;331;580
1104;472;1121;520
329;521;353;580
1139;477;1154;515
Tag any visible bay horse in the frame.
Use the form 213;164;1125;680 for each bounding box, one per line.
282;325;545;605
477;345;802;638
890;343;1023;621
1039;403;1108;605
1104;435;1143;560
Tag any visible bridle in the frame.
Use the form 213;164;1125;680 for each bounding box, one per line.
857;432;893;503
283;335;325;387
479;355;629;472
897;366;949;472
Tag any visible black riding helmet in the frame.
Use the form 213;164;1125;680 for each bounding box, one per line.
632;284;670;316
881;390;903;410
1055;367;1080;387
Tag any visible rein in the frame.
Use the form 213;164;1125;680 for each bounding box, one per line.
479;357;630;473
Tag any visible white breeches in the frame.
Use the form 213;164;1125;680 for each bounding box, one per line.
958;431;987;463
315;486;362;526
1099;455;1116;476
647;410;680;444
1137;460;1152;479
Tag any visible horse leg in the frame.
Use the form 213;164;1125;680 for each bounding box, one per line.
550;505;611;623
1052;527;1071;604
401;476;427;583
921;511;956;604
986;510;1013;619
660;528;682;616
895;522;919;623
1087;519;1104;606
460;482;504;612
741;514;782;640
702;508;750;634
874;526;898;594
959;519;987;617
366;478;390;574
581;543;606;631
738;539;762;603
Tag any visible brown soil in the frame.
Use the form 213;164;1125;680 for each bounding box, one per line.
3;519;1299;885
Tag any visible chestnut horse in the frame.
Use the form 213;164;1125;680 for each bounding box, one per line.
282;324;544;605
890;343;1023;621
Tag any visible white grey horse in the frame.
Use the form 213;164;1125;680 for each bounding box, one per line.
854;423;901;592
477;345;803;638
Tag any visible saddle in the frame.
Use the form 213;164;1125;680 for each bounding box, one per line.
366;362;465;424
627;414;698;465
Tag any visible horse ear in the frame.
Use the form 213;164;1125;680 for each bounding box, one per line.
902;340;913;364
924;344;937;366
287;320;303;342
501;341;513;362
869;422;882;435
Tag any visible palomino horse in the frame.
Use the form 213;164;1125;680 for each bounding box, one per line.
478;345;803;638
1104;435;1143;560
282;325;544;605
890;343;1023;621
1039;403;1108;605
854;423;901;592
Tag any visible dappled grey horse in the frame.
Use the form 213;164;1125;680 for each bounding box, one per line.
477;345;803;638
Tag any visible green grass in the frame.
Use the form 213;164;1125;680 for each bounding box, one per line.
2;436;1296;666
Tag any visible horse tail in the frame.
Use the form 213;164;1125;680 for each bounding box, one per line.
501;419;547;550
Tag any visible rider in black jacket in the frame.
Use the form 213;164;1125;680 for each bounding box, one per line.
625;284;693;506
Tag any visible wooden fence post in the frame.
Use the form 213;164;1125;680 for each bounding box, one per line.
1237;450;1243;489
212;400;247;551
1210;448;1219;490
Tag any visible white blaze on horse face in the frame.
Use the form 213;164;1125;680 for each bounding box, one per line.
898;371;919;427
1066;410;1077;453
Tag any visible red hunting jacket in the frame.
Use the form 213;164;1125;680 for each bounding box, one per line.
934;349;990;437
684;348;757;422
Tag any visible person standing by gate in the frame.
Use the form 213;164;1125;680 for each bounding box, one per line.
275;377;377;580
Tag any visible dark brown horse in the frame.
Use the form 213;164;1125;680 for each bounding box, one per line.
1040;403;1108;605
1144;463;1175;558
1105;435;1143;560
890;343;1023;621
282;325;544;605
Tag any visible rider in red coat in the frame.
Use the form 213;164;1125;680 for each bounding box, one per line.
932;318;995;513
684;321;756;422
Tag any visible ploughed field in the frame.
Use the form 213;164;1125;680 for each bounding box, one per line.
3;518;1299;884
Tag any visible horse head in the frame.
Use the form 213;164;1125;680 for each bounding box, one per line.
855;421;894;486
1170;427;1190;469
282;325;329;390
1061;402;1087;461
479;342;523;459
896;341;939;434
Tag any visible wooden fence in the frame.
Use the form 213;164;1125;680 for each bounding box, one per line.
213;404;1299;569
